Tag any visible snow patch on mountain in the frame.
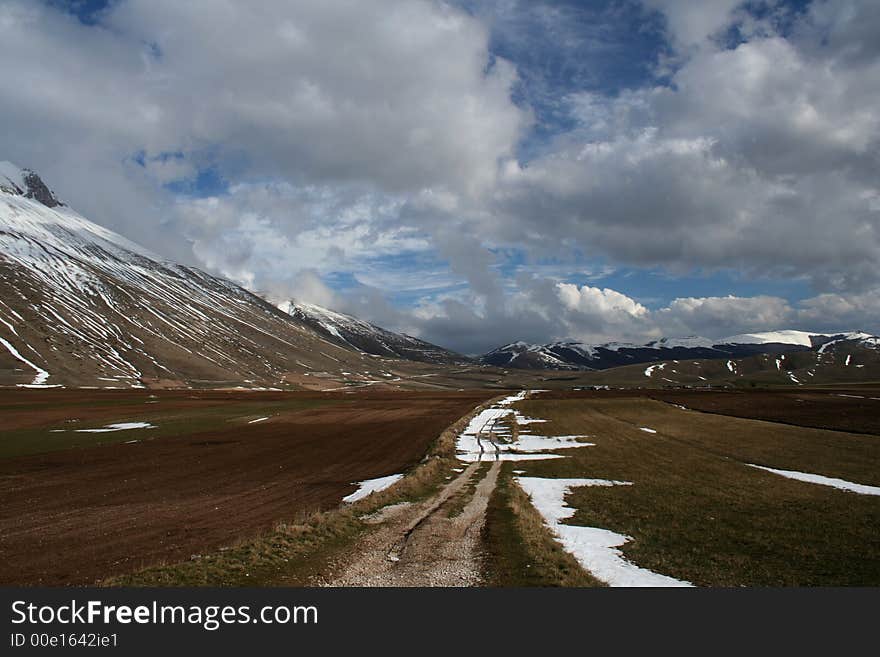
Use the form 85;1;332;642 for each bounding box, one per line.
481;330;879;371
282;300;468;364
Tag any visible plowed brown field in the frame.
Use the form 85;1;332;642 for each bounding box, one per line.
0;388;494;585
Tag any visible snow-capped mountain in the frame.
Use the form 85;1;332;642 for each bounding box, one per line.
480;331;880;371
280;300;469;364
0;162;383;388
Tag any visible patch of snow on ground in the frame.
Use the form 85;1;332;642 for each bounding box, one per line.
747;465;880;496
456;392;592;462
342;474;404;503
248;416;270;423
0;336;50;385
846;355;851;366
644;363;665;377
639;427;657;434
516;477;692;587
74;422;155;433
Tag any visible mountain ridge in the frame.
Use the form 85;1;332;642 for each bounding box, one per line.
480;331;880;371
279;300;469;365
0;163;388;388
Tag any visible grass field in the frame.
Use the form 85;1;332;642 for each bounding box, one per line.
500;390;880;586
5;386;878;587
482;464;603;587
0;389;338;458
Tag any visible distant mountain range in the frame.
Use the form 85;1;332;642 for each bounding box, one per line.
279;300;468;364
479;331;880;371
2;162;877;390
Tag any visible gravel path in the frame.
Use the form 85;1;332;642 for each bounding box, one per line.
320;460;501;587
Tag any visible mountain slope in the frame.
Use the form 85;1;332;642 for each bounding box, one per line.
281;300;469;364
481;331;880;371
0;163;385;388
559;338;880;389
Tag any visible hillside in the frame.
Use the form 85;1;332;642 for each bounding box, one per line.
0;163;400;389
548;339;880;389
280;300;468;364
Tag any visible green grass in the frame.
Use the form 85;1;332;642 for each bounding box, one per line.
445;462;491;518
0;398;339;458
511;396;880;586
482;463;602;587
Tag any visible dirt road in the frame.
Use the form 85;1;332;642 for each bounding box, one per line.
321;460;501;586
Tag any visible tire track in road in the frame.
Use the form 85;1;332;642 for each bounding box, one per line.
321;421;504;586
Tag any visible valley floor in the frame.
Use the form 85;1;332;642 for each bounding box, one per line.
0;388;494;585
2;386;879;586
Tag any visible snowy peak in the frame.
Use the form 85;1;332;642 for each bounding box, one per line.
719;330;824;347
282;300;469;365
481;330;879;371
0;165;391;388
0;162;64;208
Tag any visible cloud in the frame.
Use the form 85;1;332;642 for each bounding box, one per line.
284;269;340;310
1;1;878;354
558;283;647;317
387;282;880;354
105;0;528;196
172;180;428;300
643;0;742;48
484;2;880;293
655;295;794;337
0;0;527;259
797;288;880;331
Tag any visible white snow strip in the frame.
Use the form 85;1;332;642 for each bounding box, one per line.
836;394;864;399
747;464;880;496
342;474;403;503
845;355;851;366
726;360;735;373
248;416;270;424
456;392;591;462
0;336;50;385
73;422;155;433
639;427;657;434
644;363;666;377
516;477;692;587
516;416;548;425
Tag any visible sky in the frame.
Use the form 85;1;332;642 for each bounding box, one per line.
1;0;878;353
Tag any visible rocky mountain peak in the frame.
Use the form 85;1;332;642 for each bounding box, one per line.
0;162;64;208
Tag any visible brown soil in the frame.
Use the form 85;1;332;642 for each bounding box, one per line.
542;387;880;436
649;388;880;435
319;461;501;587
0;389;494;585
